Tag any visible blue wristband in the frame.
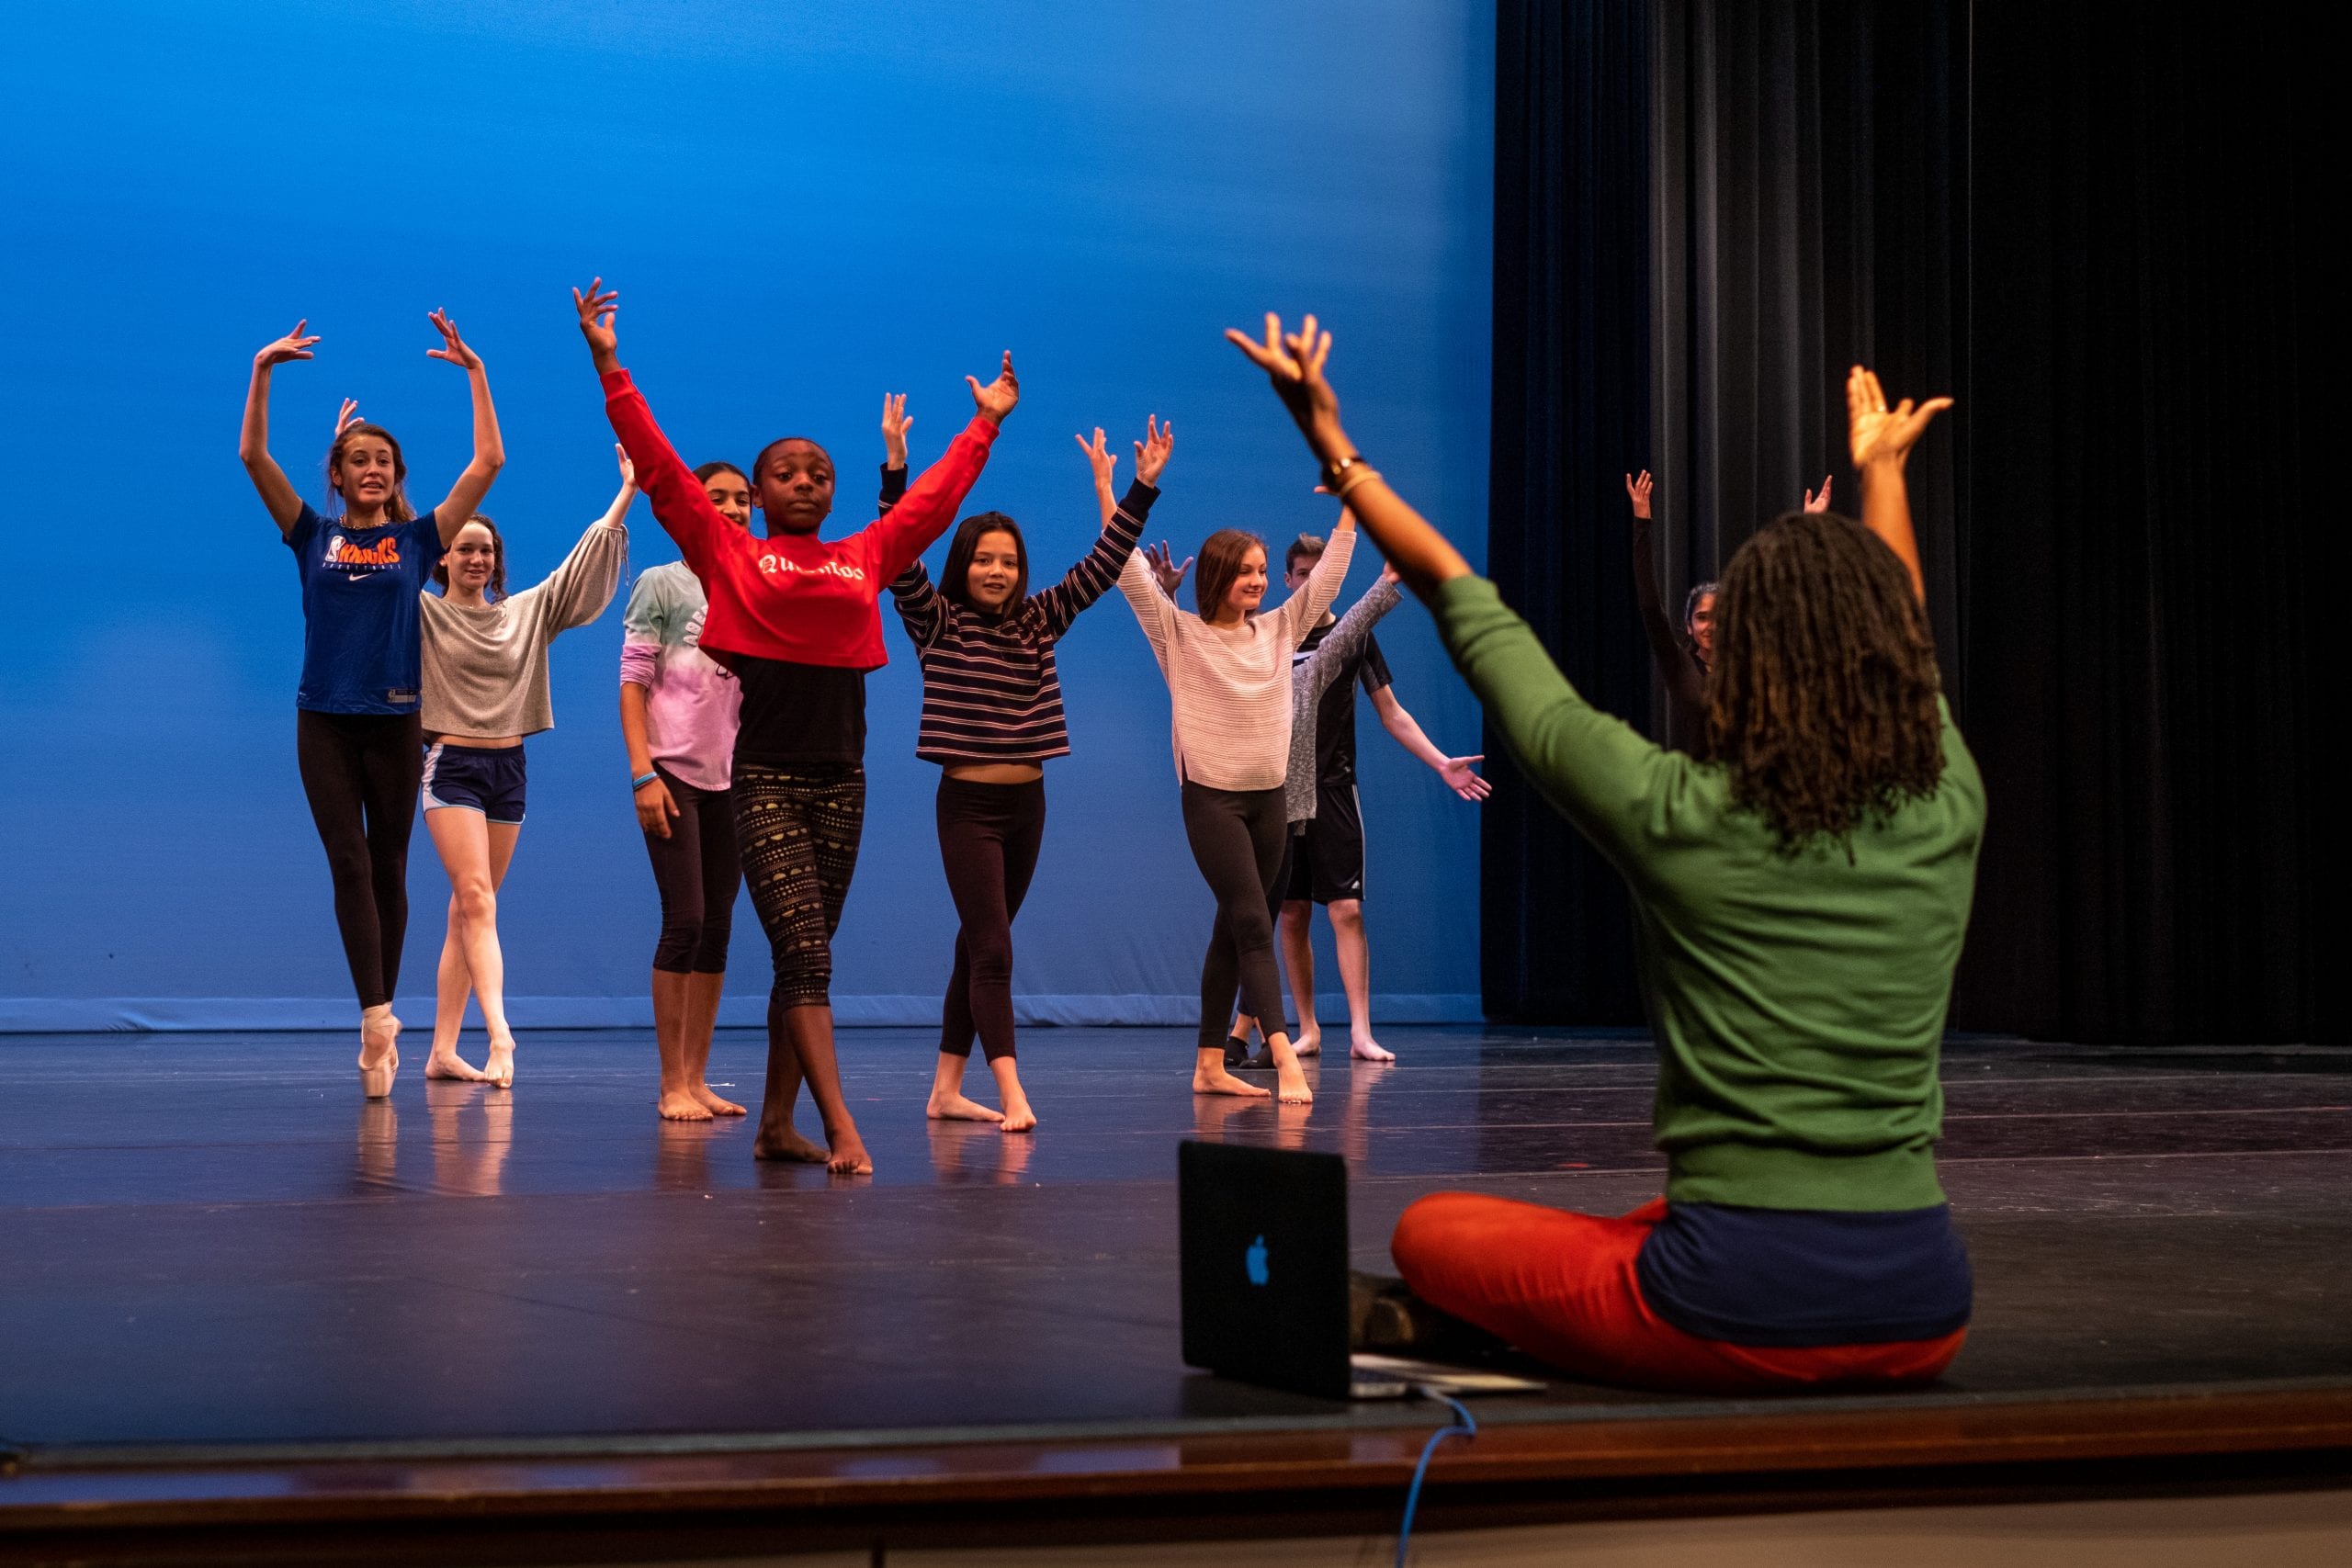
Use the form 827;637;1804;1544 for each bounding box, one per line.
632;772;659;791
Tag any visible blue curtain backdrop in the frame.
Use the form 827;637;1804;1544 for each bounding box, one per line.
0;0;1496;1031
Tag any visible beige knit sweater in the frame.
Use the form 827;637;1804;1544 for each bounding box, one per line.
420;516;629;739
1118;524;1354;789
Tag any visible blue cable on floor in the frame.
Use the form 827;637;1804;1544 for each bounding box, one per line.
1395;1389;1477;1568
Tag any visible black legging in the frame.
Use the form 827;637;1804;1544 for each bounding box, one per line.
1180;782;1290;1052
734;762;866;1010
644;764;740;974
935;775;1046;1061
295;709;424;1010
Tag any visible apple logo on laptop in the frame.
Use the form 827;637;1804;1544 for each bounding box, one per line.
1245;1235;1270;1286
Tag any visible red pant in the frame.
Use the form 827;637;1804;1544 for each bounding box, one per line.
1390;1193;1966;1394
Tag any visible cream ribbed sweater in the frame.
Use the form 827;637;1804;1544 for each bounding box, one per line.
1118;525;1355;789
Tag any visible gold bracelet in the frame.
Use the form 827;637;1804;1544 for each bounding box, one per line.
1331;465;1384;500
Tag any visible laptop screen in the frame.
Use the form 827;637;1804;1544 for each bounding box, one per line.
1178;1141;1353;1399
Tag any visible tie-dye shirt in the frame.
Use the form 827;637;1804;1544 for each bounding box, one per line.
619;561;741;792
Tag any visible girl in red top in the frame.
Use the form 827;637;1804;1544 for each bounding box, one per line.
574;281;1019;1175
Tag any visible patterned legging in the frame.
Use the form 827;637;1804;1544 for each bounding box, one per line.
733;763;866;1009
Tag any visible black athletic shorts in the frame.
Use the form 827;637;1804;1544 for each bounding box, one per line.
1280;784;1366;906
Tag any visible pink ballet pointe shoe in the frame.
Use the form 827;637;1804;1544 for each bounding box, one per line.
358;1042;400;1100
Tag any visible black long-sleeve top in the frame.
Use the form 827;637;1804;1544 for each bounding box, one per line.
1630;512;1710;754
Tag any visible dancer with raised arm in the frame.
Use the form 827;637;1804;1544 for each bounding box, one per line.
622;457;753;1122
240;311;503;1098
1118;447;1356;1107
1232;312;1974;1393
415;446;631;1089
1226;528;1487;1065
576;279;1018;1174
888;414;1169;1132
1624;468;1832;751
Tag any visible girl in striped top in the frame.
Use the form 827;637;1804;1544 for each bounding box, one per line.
888;412;1170;1131
1118;473;1357;1107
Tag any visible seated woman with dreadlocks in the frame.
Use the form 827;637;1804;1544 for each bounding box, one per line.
1227;312;1976;1393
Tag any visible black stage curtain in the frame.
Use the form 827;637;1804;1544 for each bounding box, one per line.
1484;0;1654;1024
1485;3;2340;1042
1952;8;2340;1043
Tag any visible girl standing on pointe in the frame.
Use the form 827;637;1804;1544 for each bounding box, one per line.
240;312;503;1098
415;446;633;1089
575;279;1019;1175
622;458;754;1122
1117;465;1356;1108
888;411;1171;1133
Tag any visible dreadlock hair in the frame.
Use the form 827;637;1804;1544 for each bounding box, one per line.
1704;511;1945;853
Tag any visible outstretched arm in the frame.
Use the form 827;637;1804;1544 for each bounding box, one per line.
1624;468;1706;717
1369;684;1489;801
241;321;317;535
865;354;1018;581
424;310;504;544
1276;502;1356;645
1226;312;1468;600
576;278;732;578
1846;365;1951;606
1035;418;1169;636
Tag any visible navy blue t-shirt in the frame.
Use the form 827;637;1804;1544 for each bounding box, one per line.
285;503;445;715
1635;1202;1973;1347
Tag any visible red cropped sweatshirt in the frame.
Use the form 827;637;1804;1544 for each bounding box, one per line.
602;367;999;671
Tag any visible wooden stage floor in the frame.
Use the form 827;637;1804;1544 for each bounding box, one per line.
2;1026;2348;1561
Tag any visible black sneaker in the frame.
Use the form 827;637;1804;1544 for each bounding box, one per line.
1223;1034;1253;1068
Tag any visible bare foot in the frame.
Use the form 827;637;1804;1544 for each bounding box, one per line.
1295;1030;1324;1057
482;1035;515;1089
425;1051;489;1081
825;1127;875;1176
1276;1063;1316;1105
927;1091;1005;1124
658;1089;713;1122
752;1122;830;1163
999;1089;1037;1134
691;1083;747;1116
1193;1066;1272;1098
1351;1038;1396;1063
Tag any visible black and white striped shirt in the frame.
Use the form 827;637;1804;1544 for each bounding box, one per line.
888;480;1157;763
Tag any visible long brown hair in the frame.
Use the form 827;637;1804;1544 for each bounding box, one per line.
1193;528;1266;620
940;512;1030;615
323;422;414;523
1705;512;1945;852
431;514;507;601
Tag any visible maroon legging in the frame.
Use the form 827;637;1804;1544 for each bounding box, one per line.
295;709;424;1010
934;775;1046;1061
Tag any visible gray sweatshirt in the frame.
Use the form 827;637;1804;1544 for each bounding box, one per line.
1283;575;1400;824
420;516;628;738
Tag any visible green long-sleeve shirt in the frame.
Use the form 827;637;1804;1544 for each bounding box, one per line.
1432;574;1984;1212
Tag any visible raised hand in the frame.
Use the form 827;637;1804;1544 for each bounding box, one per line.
573;278;621;371
1804;473;1833;513
335;399;362;438
967;351;1020;424
1223;311;1340;454
881;392;912;468
1625;469;1653;521
1847;366;1951;469
1438;754;1490;803
1134;414;1174;488
616;441;636;491
254;320;319;370
1143;540;1192;597
425;308;483;372
1075;427;1117;492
